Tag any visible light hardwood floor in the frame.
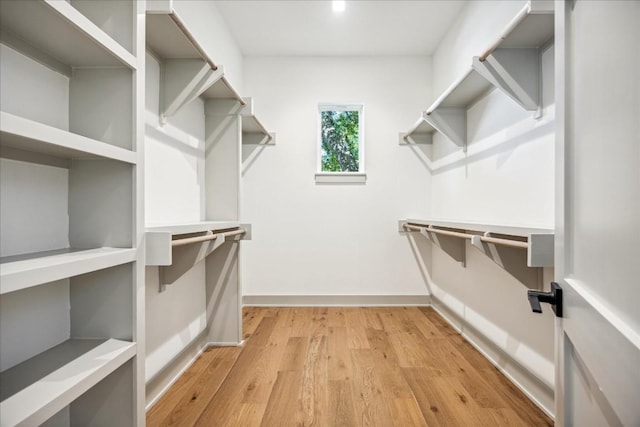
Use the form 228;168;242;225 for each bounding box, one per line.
147;307;553;426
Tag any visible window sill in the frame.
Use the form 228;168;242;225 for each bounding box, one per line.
314;172;367;184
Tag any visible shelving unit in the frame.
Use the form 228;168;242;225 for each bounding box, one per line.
0;339;136;427
0;0;144;425
146;3;245;123
401;0;554;149
400;218;554;288
146;222;249;288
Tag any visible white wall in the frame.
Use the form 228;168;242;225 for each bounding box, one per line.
241;56;431;299
427;0;556;416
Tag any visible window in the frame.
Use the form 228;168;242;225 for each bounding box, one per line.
316;103;365;183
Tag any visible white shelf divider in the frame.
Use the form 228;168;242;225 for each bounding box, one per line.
0;0;136;73
0;247;136;295
0;338;136;427
0;111;137;164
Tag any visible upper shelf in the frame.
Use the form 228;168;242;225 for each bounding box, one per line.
145;7;245;123
0;338;136;427
0;0;136;74
0;112;137;165
402;0;554;148
0;247;136;295
241;98;275;146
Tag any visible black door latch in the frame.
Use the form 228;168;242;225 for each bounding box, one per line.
528;282;563;317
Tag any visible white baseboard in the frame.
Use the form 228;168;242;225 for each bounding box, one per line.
146;340;244;412
145;336;208;411
207;341;244;347
430;297;555;419
242;294;431;307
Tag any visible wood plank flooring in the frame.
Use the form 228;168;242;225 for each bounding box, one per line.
147;307;553;426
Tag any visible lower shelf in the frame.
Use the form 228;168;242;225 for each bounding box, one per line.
0;338;136;426
0;247;136;295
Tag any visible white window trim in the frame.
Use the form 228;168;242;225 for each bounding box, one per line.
316;103;365;183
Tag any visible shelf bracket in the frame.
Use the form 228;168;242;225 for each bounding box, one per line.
420;228;466;267
159;233;226;289
424;108;467;151
472;49;540;112
160;59;224;124
470;234;542;289
399;132;433;146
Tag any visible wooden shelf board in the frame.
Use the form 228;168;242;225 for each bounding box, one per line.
0;247;136;295
0;0;136;70
0;339;136;427
0;112;137;165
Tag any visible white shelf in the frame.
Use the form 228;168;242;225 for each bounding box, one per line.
403;0;554;148
146;10;245;123
0;0;136;73
146;221;241;266
405;218;553;238
401;218;554;288
146;221;240;235
429;67;493;112
0;112;137;165
0;339;136;427
0;247;136;295
241;98;275;146
400;112;435;145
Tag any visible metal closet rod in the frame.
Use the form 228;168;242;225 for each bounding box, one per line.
404;223;529;249
171;228;246;247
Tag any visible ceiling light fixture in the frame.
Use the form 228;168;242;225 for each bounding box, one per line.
332;0;345;13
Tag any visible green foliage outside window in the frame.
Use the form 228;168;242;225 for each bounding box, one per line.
321;110;360;172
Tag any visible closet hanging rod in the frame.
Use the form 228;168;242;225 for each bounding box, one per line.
478;3;531;61
171;228;246;247
404;224;529;249
480;235;528;249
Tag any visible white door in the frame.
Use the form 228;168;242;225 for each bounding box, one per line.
554;1;640;426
